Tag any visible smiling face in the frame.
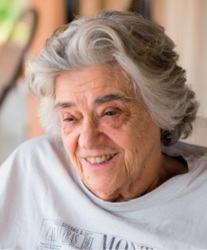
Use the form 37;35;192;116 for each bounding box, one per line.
55;65;163;201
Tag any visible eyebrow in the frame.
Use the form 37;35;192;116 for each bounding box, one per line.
55;94;129;110
94;94;129;104
55;102;74;110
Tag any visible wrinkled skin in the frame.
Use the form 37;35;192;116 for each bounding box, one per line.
55;65;188;202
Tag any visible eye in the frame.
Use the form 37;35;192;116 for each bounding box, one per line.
64;118;75;122
102;108;121;118
63;115;76;123
105;111;117;116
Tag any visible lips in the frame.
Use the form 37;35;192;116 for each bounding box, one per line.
86;154;116;164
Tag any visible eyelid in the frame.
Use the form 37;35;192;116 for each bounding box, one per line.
62;112;76;121
104;107;121;112
62;111;83;120
63;116;76;122
102;107;121;116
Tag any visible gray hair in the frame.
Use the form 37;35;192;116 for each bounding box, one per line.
26;10;199;146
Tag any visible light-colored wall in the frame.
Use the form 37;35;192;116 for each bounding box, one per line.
152;0;207;117
152;0;207;146
79;0;103;17
79;0;131;16
104;0;131;11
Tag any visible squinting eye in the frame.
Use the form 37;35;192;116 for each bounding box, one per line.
105;111;117;116
63;116;76;122
64;118;75;122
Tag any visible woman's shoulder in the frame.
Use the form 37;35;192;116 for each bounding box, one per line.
0;135;70;176
2;135;64;162
16;135;64;154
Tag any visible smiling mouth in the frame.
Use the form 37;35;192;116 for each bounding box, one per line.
86;154;116;164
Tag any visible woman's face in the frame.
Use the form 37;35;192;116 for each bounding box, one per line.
55;65;162;201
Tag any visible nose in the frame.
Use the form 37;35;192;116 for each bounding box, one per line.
78;117;105;149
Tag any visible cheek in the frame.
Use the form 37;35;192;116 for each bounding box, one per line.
124;148;140;175
101;117;139;148
62;134;75;163
61;120;82;153
101;115;154;172
102;116;124;129
62;123;76;135
100;113;130;138
64;140;84;177
61;128;84;173
61;123;76;153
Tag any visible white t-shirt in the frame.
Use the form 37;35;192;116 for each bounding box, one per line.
0;135;207;249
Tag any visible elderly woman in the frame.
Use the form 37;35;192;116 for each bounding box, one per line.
0;11;206;249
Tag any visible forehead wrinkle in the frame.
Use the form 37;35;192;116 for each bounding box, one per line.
57;66;121;93
66;74;118;93
66;84;110;94
55;66;136;111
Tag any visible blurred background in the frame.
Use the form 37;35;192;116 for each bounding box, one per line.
0;0;206;164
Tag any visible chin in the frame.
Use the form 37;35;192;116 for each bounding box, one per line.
82;175;124;201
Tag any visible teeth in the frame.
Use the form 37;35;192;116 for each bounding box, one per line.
106;155;111;160
86;154;114;164
91;158;96;164
96;157;102;163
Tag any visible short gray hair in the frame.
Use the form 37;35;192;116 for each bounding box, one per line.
26;10;199;146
